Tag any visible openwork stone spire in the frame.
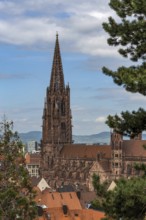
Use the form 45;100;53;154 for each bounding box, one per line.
50;33;65;92
42;34;72;145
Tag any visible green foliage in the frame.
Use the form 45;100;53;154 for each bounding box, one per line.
103;177;146;220
91;198;103;210
92;173;107;197
102;0;146;95
143;144;146;150
92;175;146;219
134;163;146;176
97;2;146;219
0;120;37;220
103;63;146;95
92;174;109;211
106;107;146;138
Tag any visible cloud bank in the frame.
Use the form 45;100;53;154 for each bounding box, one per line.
0;0;118;57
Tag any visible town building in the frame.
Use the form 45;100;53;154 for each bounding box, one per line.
25;152;41;178
31;176;52;192
35;189;105;220
40;34;146;190
27;140;38;153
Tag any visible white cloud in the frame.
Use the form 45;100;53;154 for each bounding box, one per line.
1;0;140;135
0;18;57;45
15;118;28;123
0;106;42;133
89;11;111;19
0;0;120;58
72;105;85;112
129;93;146;102
95;116;106;123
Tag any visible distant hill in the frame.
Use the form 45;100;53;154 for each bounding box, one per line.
19;131;146;144
73;132;110;144
19;131;42;143
19;131;111;144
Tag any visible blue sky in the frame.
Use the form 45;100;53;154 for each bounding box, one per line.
1;0;146;135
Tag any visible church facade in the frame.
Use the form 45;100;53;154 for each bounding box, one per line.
41;35;146;191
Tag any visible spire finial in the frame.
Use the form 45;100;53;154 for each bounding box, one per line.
56;32;58;39
50;32;65;91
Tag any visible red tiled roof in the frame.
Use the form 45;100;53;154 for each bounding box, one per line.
35;190;105;220
37;208;105;220
36;192;82;210
79;191;97;208
81;209;105;220
123;140;146;157
25;152;41;165
60;144;111;159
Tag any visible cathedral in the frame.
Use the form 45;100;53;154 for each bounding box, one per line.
40;34;146;191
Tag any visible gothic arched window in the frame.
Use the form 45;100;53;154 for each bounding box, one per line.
127;164;132;175
61;101;65;115
61;122;66;130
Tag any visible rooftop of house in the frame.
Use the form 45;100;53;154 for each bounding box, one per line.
36;208;105;220
35;189;105;220
57;184;75;193
35;191;82;210
31;176;42;186
25;152;41;165
79;191;97;208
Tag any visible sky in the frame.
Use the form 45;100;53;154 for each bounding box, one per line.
0;0;146;135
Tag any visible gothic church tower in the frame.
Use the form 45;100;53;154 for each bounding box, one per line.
111;130;123;177
42;34;72;146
